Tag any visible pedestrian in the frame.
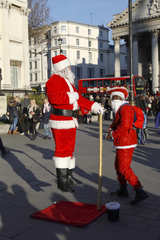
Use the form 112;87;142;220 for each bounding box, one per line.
7;97;19;135
28;99;41;140
106;86;148;205
42;97;52;139
155;97;160;132
20;93;30;135
46;54;103;193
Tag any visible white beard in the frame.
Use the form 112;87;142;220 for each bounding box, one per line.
111;100;126;113
58;68;75;85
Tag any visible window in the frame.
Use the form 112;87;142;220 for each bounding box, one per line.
88;40;92;47
99;41;103;49
100;69;104;77
77;50;80;59
76;26;79;33
30;62;32;70
76;39;79;46
35;73;38;82
61;25;66;32
30;73;32;82
29;51;32;58
100;53;103;62
88;29;91;35
34;49;37;57
35;61;37;69
98;80;103;87
89;52;92;62
54;26;57;33
100;30;103;37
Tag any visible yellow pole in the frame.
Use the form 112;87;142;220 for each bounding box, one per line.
97;113;103;210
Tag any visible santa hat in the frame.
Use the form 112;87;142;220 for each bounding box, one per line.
107;86;129;100
52;54;70;72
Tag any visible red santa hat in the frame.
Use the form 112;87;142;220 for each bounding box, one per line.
52;54;70;72
107;86;129;100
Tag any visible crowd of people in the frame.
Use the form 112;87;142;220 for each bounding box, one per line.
6;94;52;140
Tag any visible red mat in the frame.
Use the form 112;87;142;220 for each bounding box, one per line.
31;201;107;227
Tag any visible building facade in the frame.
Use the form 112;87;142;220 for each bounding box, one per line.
0;0;30;93
108;0;160;93
29;21;127;90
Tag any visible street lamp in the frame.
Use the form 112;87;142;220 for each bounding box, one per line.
58;37;63;54
128;0;134;105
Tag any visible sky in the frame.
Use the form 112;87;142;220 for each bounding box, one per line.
47;0;129;27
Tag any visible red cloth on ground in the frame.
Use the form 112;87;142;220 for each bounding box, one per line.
31;201;107;227
115;148;141;188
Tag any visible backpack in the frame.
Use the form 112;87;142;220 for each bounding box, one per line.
132;105;144;129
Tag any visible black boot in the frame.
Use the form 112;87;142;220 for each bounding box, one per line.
56;169;74;192
130;187;148;205
67;169;82;185
111;184;129;197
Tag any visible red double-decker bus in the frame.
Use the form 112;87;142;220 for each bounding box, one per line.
78;75;146;97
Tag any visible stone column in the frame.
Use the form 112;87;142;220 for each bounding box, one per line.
133;36;138;75
152;30;159;93
114;37;120;77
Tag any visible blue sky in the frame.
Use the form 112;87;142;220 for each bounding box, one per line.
48;0;129;26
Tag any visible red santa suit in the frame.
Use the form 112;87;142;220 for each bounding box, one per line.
108;87;141;189
46;55;101;171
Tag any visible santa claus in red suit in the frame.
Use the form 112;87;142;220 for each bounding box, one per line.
46;54;103;193
106;87;148;205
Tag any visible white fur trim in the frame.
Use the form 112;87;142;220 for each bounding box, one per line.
68;156;75;169
54;59;70;72
67;92;79;104
111;92;125;100
91;102;102;114
49;119;76;129
53;156;71;168
115;144;137;149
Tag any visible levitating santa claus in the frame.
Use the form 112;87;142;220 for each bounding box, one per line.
106;86;148;205
46;54;103;193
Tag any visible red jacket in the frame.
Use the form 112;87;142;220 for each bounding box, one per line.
46;74;94;129
110;104;137;148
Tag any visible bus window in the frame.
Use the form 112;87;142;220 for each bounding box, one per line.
112;80;121;86
98;80;102;87
104;80;110;87
82;80;89;88
89;80;97;87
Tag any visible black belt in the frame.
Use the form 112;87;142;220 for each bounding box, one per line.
51;106;79;117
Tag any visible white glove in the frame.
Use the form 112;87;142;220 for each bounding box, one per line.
67;92;79;104
91;102;104;114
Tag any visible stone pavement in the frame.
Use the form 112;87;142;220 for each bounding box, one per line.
0;117;159;240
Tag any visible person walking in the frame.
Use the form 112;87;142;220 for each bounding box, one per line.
42;98;52;139
28;99;41;140
106;87;148;205
7;97;19;135
46;54;103;193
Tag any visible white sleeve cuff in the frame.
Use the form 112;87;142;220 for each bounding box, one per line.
67;92;79;104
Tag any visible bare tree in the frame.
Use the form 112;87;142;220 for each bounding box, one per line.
28;0;50;28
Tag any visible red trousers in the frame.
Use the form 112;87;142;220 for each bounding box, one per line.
115;148;141;189
51;128;76;158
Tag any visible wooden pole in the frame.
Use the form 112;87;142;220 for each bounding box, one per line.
97;113;103;210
